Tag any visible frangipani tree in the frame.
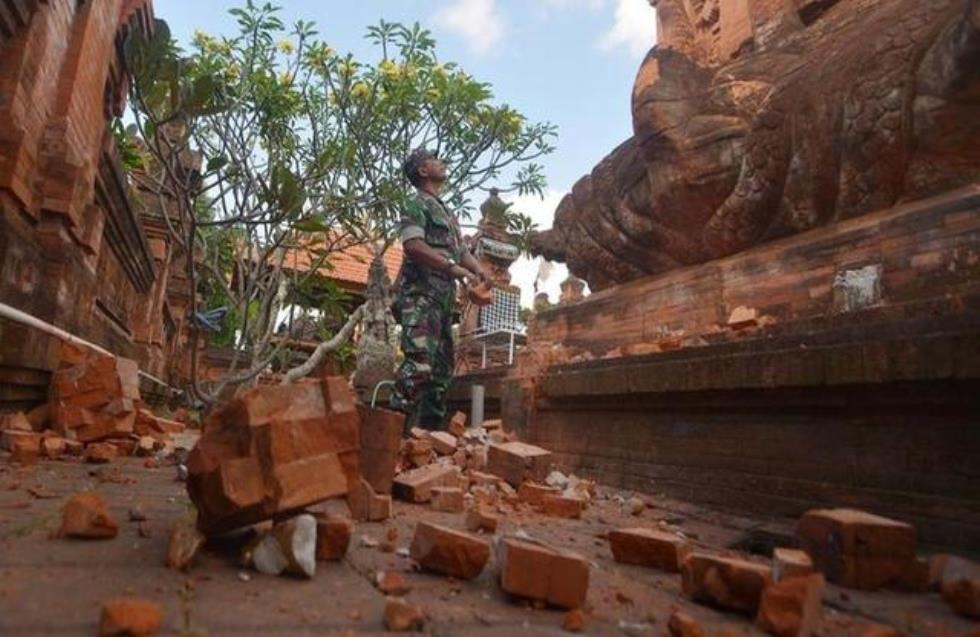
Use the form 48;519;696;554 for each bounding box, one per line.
125;1;556;403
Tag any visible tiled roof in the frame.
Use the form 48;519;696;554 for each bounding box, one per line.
284;236;404;291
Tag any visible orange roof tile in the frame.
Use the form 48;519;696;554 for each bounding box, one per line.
284;236;403;292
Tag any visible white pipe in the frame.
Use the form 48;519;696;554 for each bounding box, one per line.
0;302;179;392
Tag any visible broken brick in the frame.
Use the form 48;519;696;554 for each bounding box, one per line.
938;555;980;619
1;429;40;452
518;482;560;506
357;405;403;494
40;434;68;459
773;548;814;582
487;441;552;487
0;412;32;432
756;573;825;637
563;608;586;632
448;411;467;437
727;305;759;329
681;553;772;614
25;404;50;431
85;442;119;464
60;492;119;539
348;478;392;521
403;438;435;468
668;610;705;637
499;537;589;610
609;527;691;572
112;437;139;457
376;570;412;596
99;597;163;636
427;431;458;456
796;508;915;590
465;508;499;534
470;471;503;489
314;512;353;561
431;486;464;512
894;557;929;592
166;519;205;571
5;431;41;465
409;521;490;580
393;464;460;503
384;597;425;632
541;494;585;519
186;378;359;535
75;410;136;445
135;436;156;457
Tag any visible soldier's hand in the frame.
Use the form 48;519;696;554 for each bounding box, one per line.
448;264;473;282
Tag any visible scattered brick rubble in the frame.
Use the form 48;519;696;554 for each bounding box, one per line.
99;598;163;637
0;342;189;471
4;367;980;634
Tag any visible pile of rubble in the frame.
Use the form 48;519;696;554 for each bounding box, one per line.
10;369;978;634
0;342;188;468
184;380;980;632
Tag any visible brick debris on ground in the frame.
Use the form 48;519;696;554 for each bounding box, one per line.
0;371;978;635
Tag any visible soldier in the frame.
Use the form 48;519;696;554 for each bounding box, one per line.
391;149;489;430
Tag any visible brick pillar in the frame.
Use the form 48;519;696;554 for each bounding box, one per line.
37;0;123;228
0;0;76;219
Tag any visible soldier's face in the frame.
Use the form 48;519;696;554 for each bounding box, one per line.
420;158;448;182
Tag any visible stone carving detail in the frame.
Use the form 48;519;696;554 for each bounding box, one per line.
353;250;399;396
533;0;980;290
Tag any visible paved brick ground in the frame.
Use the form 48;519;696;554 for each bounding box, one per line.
0;455;973;636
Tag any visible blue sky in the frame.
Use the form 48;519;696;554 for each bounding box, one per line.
155;0;658;304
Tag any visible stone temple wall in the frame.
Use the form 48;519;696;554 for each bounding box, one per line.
503;187;980;549
448;0;980;551
0;0;185;411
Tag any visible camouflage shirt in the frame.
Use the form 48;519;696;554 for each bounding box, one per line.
399;191;466;265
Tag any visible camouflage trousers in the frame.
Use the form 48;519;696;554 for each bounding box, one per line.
391;283;455;430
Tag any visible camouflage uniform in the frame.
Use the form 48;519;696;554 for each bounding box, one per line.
391;191;466;429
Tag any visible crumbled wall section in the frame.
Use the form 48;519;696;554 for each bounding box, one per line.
0;0;179;411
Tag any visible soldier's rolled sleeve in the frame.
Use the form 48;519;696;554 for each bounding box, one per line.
399;202;427;244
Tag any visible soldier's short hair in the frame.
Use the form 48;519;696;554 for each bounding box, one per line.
403;148;438;187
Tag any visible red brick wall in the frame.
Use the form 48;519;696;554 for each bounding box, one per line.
0;1;170;406
530;186;980;360
0;0;76;216
493;186;980;551
39;0;124;228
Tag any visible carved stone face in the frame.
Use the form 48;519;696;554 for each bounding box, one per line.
532;0;980;290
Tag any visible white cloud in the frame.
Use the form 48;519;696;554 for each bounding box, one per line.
433;0;505;56
598;0;656;57
537;0;605;11
508;189;573;308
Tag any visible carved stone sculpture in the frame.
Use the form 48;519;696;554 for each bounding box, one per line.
353;250;399;397
532;0;980;290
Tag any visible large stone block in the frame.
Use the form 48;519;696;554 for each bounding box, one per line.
49;353;142;442
357;405;403;494
186;378;360;535
409;521;490;580
796;508;915;590
392;464;460;503
609;527;691;572
756;573;825;637
499;538;589;610
681;553;772;614
487;441;552;487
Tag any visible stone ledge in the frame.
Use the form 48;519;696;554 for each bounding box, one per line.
539;315;980;398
